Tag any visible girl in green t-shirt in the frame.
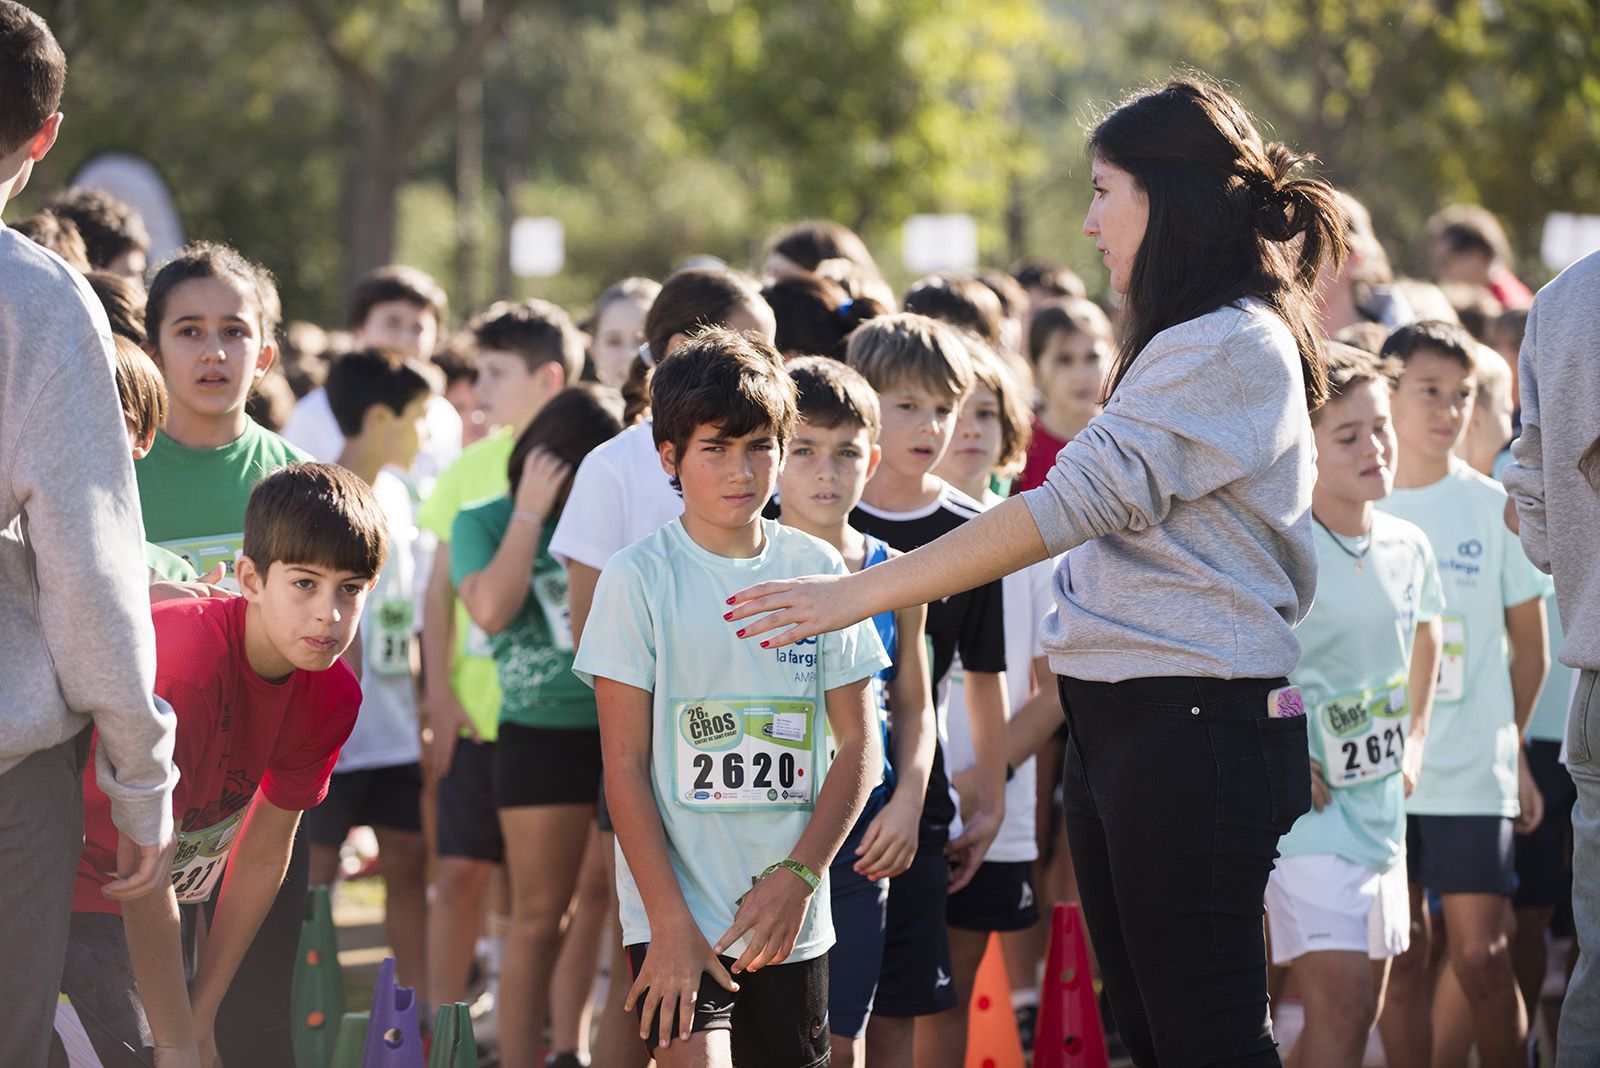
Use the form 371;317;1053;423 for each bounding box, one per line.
454;384;624;1068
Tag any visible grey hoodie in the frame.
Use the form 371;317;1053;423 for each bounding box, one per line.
1503;249;1600;671
1021;300;1317;682
0;229;176;845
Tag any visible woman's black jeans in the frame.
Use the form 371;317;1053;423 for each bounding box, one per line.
1058;675;1311;1067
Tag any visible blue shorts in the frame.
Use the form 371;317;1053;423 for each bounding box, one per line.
828;805;890;1039
1406;814;1516;897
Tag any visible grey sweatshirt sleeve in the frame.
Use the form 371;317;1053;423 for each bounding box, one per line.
15;338;177;846
1502;300;1551;573
1021;333;1270;555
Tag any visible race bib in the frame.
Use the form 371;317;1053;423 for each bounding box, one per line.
169;809;246;904
532;569;573;652
1318;675;1409;788
1436;615;1466;703
369;599;415;677
673;698;817;811
159;534;245;593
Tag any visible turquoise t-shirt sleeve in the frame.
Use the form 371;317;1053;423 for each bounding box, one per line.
1500;523;1550;608
1417;538;1446;623
572;554;656;692
450;502;504;585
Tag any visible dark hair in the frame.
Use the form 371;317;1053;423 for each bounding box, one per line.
1027;298;1112;365
1089;77;1345;410
506;384;624;519
1491;307;1527;356
43;187;151;270
243;463;389;580
431;345;478;388
0;2;64;155
86;269;147;345
347;264;449;333
1332;320;1390;356
469;297;584;381
903;273;1005;349
769;220;881;278
846;312;974;400
324;347;435;438
1313;341;1399;426
963;339;1033;477
975;268;1030;319
761;271;882;360
583;276;660;334
146;241;282;352
1010;258;1086;300
113;335;167;440
245;369;295;434
651;327;796;491
13;209;86;270
624;267;768;424
1439;282;1502;342
1379;319;1476;372
1428;204;1511;265
787;355;881;440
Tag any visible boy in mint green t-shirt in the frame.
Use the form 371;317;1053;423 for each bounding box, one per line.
1264;346;1444;1062
575;329;886;1068
1374;321;1548;1066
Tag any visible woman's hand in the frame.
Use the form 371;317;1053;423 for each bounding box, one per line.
512;447;572;520
724;573;862;648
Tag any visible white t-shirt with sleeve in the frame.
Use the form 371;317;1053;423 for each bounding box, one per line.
549;421;683;571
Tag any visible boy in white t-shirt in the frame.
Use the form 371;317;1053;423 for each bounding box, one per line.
1374;321;1549;1067
575;328;888;1067
309;348;433;999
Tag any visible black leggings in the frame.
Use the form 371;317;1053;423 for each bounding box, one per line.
1059;675;1310;1067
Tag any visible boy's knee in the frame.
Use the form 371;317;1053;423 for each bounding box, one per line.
434;857;488;900
1451;938;1511;992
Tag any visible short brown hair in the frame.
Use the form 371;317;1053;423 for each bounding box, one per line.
507;384;624;519
903;273;1004;349
43;187;150;270
1332;320;1389;356
86;269;147;344
324;347;435;438
243;463;389;580
13;210;87;270
1313;341;1399;426
113;335;167;440
1428;203;1512;265
787;356;880;441
1011;258;1086;300
846;313;973;401
963;339;1032;477
469;298;584;382
347;264;449;333
1380;320;1477;373
651;327;796;490
1027;298;1112;365
0;1;64;156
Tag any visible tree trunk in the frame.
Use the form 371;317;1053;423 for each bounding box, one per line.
345;121;402;289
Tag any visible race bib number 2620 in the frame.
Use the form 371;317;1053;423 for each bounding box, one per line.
673;698;817;811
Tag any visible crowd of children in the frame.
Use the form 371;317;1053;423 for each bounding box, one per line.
0;5;1589;1067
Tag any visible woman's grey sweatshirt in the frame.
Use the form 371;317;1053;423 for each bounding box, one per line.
0;229;177;845
1021;300;1318;682
1503;248;1600;672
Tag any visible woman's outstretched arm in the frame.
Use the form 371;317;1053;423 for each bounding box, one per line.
725;495;1048;648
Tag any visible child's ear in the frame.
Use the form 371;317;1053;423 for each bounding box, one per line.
864;442;883;483
131;429;156;460
253;340;277;381
28;113;61;163
236;555;264;600
658;440;678;480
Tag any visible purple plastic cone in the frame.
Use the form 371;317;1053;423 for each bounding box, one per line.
362;957;425;1068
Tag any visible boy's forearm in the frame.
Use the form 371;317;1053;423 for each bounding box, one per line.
1408;620;1442;745
606;760;697;933
1507;600;1549;734
460;518;543;633
122;888;195;1049
567;563;601;647
419;545;456;698
789;733;878;876
964;671;1009;814
1007;661;1063;767
189;799;300;1018
886;673;934;807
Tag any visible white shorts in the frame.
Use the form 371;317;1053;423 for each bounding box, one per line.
1265;853;1410;966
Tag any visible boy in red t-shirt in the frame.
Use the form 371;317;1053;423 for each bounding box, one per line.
62;463;387;1067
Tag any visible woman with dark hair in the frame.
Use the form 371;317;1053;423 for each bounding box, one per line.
727;77;1348;1064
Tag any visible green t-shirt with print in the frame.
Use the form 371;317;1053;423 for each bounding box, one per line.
451;497;595;730
416;429;514;740
135;420;309;587
145;542;198;583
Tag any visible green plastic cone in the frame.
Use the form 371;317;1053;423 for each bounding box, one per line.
329;1011;370;1068
290;885;346;1068
427;1003;479;1068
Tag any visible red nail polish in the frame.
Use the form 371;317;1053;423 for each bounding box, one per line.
723;612;733;621
760;640;770;648
737;629;746;638
725;596;736;604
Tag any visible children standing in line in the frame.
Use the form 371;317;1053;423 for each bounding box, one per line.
1373;321;1550;1068
416;298;585;1019
1014;299;1112;494
308;349;435;1000
844;314;1009;1068
453;384;624;1068
777;357;936;1067
64;464;382;1067
924;341;1053;1068
1264;345;1444;1067
575;328;888;1068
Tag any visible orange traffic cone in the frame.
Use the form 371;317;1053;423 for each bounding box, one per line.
1033;903;1108;1068
965;933;1026;1068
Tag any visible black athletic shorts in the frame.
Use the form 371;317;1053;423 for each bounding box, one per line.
625;944;829;1067
872;851;958;1018
1514;739;1576;909
305;762;423;846
491;723;602;808
436;738;503;862
946;860;1040;933
1406;813;1516;897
